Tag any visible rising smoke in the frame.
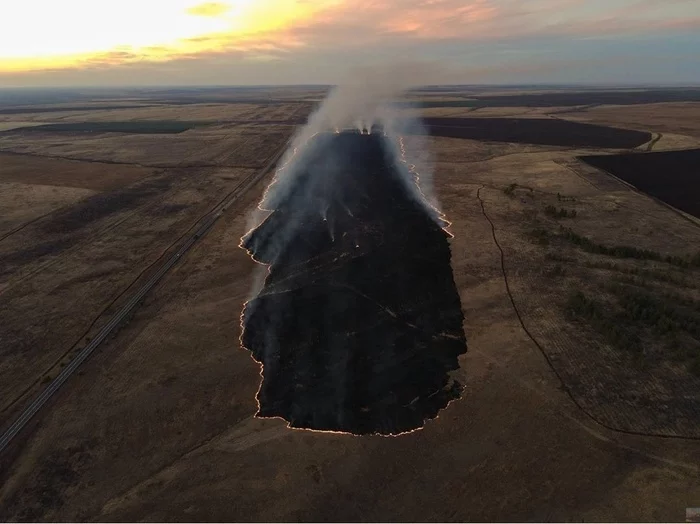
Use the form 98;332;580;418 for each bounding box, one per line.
243;63;447;273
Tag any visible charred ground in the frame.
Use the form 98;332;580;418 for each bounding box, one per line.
241;131;467;435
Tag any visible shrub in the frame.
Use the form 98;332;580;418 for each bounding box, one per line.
530;227;550;245
503;183;518;196
544;206;577;219
558;227;698;267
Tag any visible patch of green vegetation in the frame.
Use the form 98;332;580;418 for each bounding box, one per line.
559;227;700;268
566;286;700;375
557;192;576;203
608;284;700;337
544;205;577;219
21;121;207;134
529;227;550;245
503;183;518;197
566;290;640;353
585;261;697;288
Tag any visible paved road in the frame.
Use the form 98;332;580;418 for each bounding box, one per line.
0;141;289;455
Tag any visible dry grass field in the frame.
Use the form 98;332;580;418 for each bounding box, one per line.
1;87;699;521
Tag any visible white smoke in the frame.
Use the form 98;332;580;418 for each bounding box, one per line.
241;62;452;304
258;62;445;220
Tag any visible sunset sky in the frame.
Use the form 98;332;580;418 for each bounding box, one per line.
1;0;699;86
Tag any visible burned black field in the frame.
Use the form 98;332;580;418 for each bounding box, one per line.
581;148;700;218
421;117;651;148
241;131;467;435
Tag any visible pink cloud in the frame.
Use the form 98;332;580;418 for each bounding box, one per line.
246;0;699;54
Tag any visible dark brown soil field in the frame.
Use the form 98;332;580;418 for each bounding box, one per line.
0;105;157;115
401;86;700;109
9;121;205;134
421;117;651;148
581;148;700;218
474;89;700;106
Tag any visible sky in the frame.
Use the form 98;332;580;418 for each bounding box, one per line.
1;0;699;87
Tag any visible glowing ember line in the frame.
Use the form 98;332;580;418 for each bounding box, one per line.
397;135;454;238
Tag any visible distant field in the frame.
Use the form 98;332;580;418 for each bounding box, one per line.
421;117;651;148
400;100;479;109
0;152;154;191
581;148;700;218
11;121;207;134
469;89;700;107
0;105;158;115
400;89;700;109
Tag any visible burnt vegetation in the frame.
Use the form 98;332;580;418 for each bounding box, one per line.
241;131;467;435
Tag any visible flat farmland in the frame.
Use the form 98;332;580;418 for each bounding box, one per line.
559;102;700;141
0;101;312;124
421;116;651;148
0;125;291;167
0;97;301;443
0;153;155;239
0;183;94;240
1;87;700;522
581;148;700;219
0;152;153;190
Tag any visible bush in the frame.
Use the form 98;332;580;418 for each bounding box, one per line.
544;205;577;219
568;284;700;372
558;227;698;267
557;192;576;202
565;290;641;353
530;227;550;245
503;183;517;197
546;264;567;277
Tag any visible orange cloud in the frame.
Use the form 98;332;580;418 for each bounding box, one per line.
380;1;499;37
2;0;699;77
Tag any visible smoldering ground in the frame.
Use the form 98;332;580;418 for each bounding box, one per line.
239;65;467;435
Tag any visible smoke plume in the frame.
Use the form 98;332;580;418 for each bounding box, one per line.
244;62;446;270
